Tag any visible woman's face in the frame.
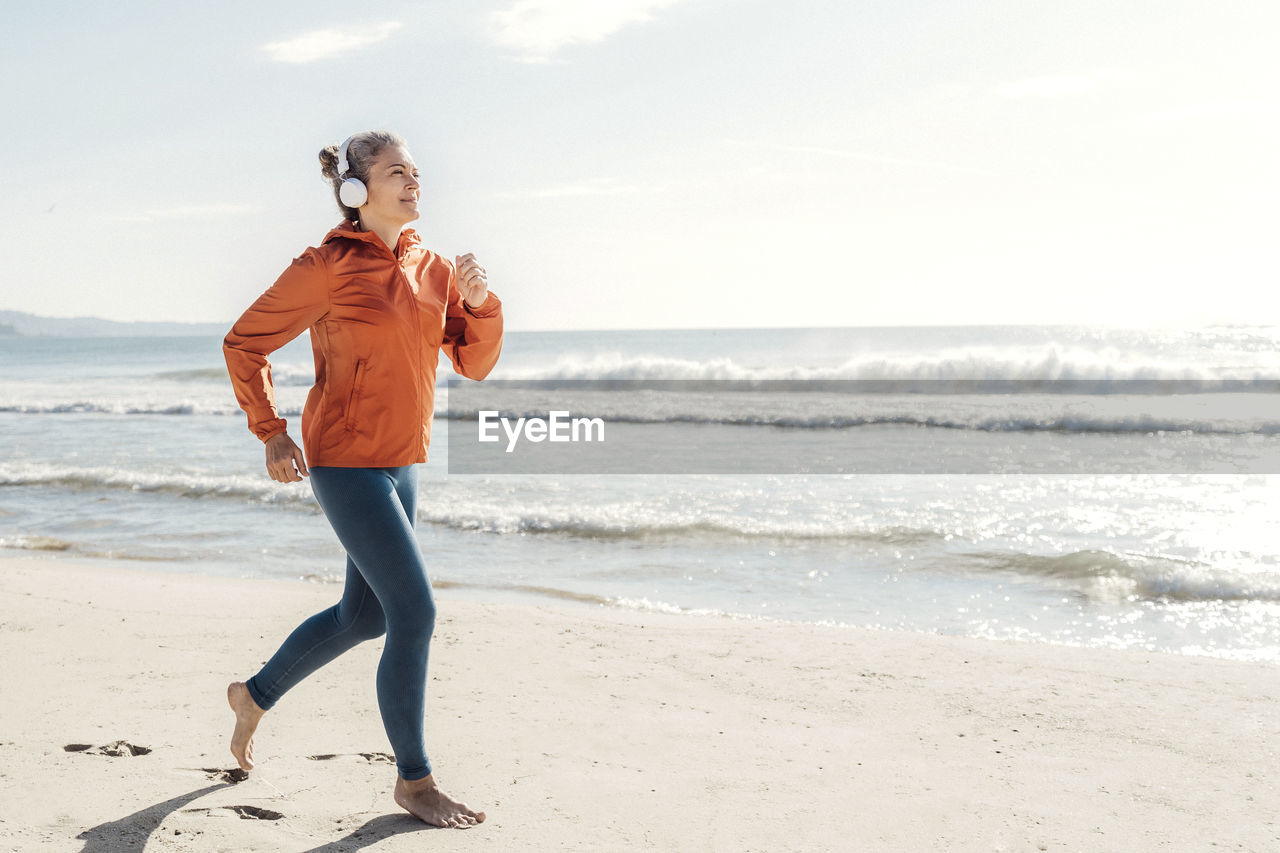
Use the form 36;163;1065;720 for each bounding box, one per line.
360;144;420;226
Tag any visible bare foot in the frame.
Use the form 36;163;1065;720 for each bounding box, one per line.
394;774;486;828
226;682;265;771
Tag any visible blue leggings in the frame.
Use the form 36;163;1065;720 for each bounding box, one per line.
245;464;436;781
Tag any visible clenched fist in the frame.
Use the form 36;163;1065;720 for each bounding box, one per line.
455;253;489;307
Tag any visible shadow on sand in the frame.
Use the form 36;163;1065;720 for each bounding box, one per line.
297;812;437;852
74;783;230;853
72;782;439;852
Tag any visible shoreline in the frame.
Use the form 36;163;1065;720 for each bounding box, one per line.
1;555;1276;851
6;548;1276;666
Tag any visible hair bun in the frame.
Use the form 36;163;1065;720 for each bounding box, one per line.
318;145;340;181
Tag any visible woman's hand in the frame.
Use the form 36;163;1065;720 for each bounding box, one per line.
455;253;489;307
265;433;309;483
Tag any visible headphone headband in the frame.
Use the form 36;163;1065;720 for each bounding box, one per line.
337;135;354;179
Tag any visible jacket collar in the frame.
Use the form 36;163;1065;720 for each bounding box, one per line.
322;219;422;258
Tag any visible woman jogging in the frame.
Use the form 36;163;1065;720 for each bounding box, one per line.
221;130;501;829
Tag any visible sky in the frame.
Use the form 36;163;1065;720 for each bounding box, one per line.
2;0;1277;331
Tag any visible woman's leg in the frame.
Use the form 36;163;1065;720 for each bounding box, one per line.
306;464;437;781
244;553;387;711
229;492;389;771
376;468;483;826
230;464;479;825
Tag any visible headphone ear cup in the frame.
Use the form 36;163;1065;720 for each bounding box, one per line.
339;178;368;208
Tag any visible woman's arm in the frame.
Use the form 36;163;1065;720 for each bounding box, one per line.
442;253;503;380
223;249;330;443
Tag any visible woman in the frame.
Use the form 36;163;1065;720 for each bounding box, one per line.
221;130;501;829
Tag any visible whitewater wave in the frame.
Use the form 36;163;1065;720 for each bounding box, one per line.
496;349;1280;384
609;597;740;618
0;402;301;416
0;464;316;505
121;350;1280;388
0;463;945;544
415;508;947;545
152;363;315;386
968;548;1280;603
0;534;74;552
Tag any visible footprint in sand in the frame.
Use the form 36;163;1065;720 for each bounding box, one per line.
63;741;152;757
185;805;285;821
201;767;250;784
306;752;395;764
225;805;284;821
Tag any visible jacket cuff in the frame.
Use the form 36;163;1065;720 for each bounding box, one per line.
254;419;288;442
462;292;501;319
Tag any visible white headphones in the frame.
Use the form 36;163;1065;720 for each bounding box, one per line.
336;136;368;208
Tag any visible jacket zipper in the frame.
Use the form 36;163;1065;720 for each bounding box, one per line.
397;264;426;451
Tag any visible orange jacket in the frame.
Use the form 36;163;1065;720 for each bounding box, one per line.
223;221;503;467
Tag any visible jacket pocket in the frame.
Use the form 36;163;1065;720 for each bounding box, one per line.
344;359;366;431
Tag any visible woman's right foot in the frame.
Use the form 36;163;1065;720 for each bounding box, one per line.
394;774;485;828
226;681;265;771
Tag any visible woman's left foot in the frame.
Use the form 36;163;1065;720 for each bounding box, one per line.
393;774;485;828
226;681;265;771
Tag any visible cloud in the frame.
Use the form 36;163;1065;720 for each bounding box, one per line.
108;204;255;224
145;204;254;219
1135;99;1262;123
488;0;687;63
495;179;662;200
995;68;1139;99
728;140;998;179
261;22;402;64
996;74;1101;99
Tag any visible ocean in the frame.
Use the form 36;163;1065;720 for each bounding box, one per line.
2;325;1279;662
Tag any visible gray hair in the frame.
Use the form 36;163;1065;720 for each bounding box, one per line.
318;130;409;221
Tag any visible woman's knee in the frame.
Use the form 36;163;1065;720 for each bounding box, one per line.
349;608;388;642
334;596;388;642
387;592;436;643
407;593;437;636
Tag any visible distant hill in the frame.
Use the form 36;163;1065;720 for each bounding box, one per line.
0;310;229;337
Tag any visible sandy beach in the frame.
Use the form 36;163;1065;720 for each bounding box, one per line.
0;556;1275;852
